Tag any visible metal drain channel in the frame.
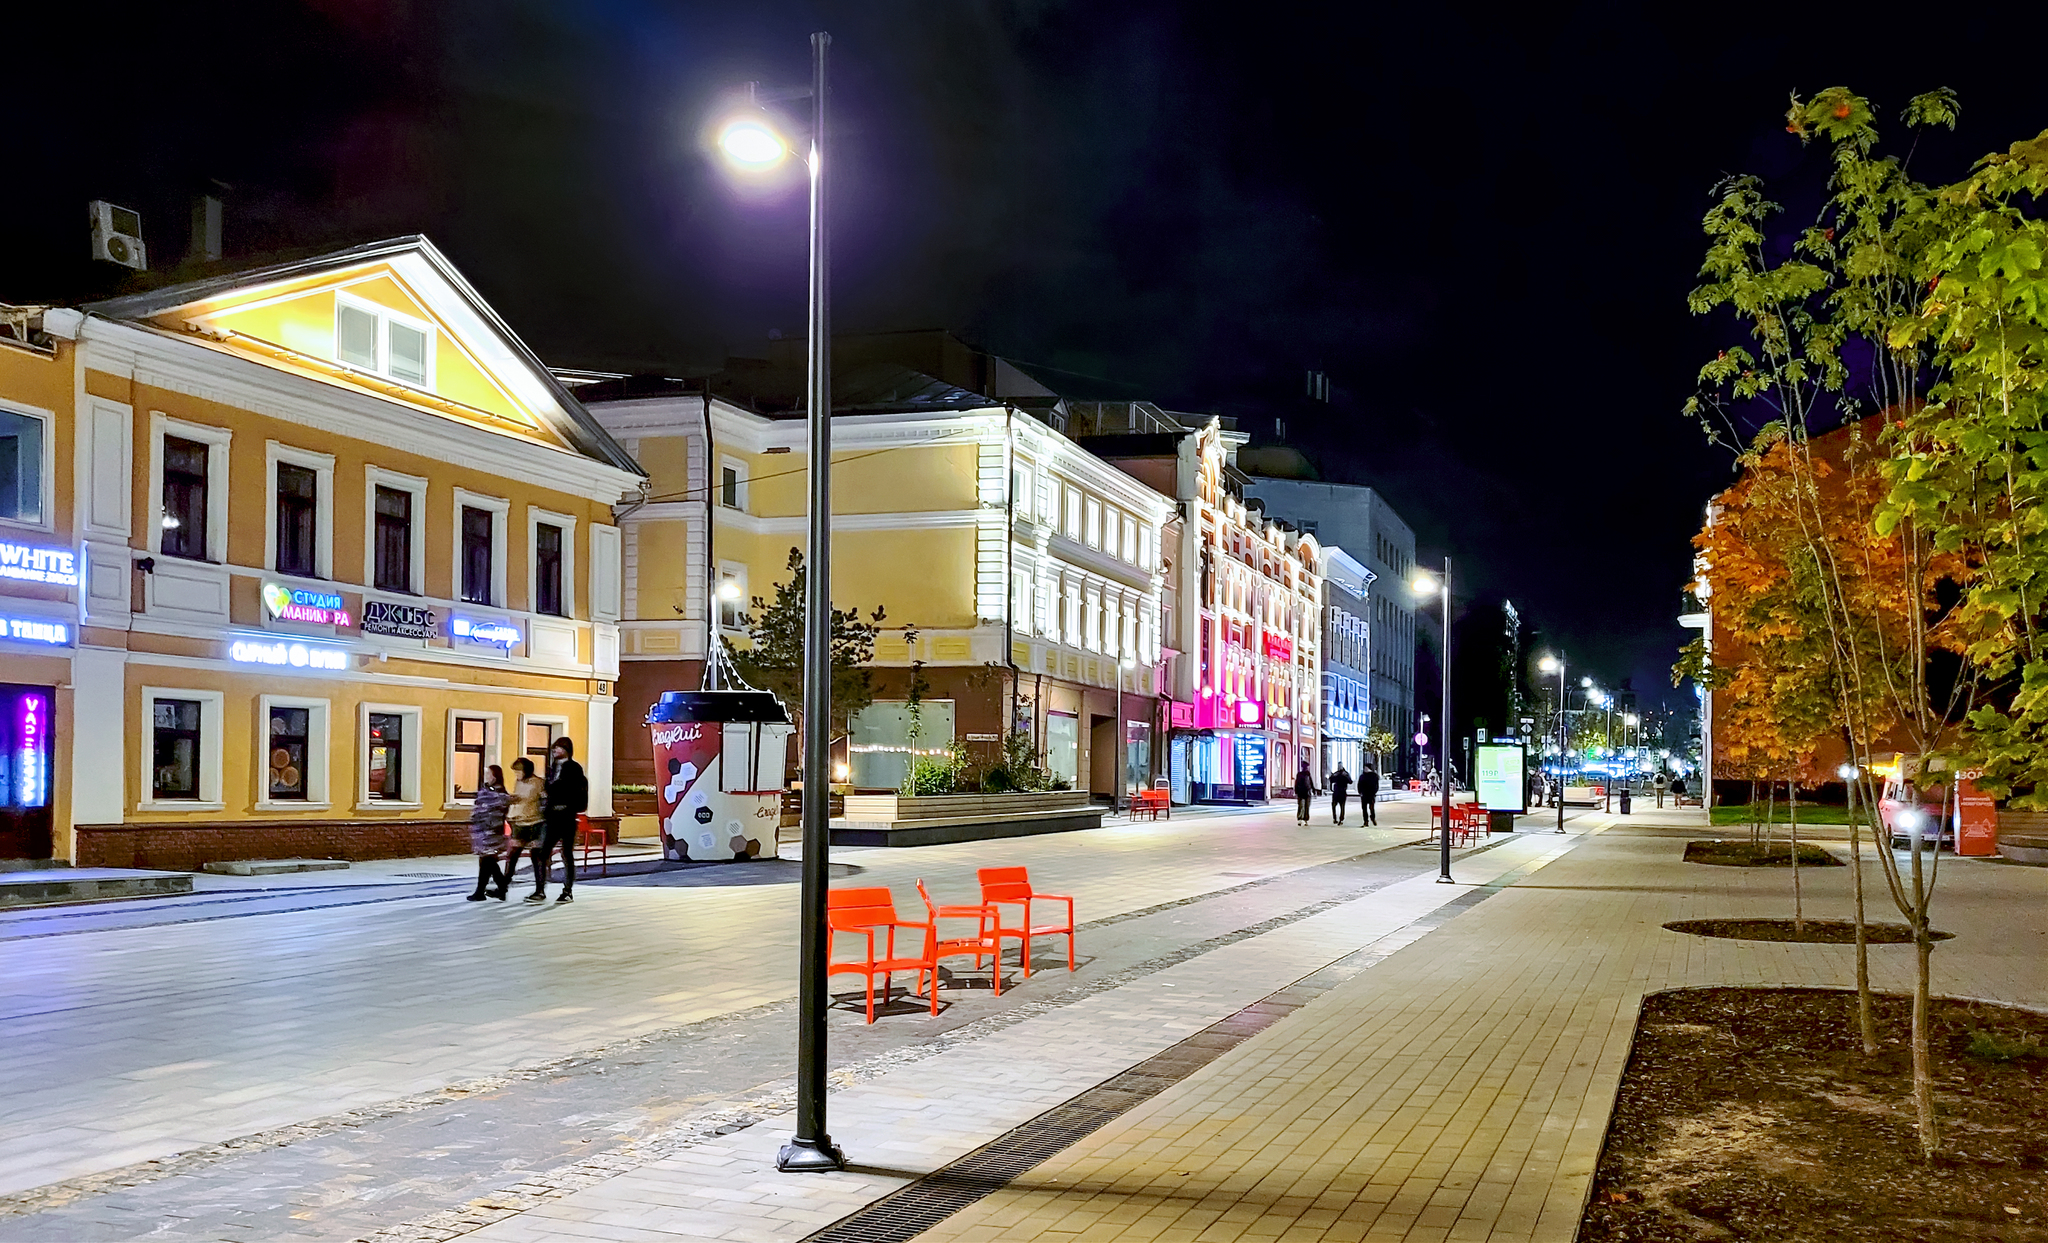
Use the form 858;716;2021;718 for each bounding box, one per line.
799;844;1563;1243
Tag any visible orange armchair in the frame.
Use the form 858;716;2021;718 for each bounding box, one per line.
977;866;1076;977
914;879;1004;1014
826;887;933;1023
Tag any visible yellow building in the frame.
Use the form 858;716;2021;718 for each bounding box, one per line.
0;238;642;867
578;347;1176;810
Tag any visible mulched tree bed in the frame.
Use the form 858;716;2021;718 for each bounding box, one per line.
1664;918;1953;945
1580;987;2048;1242
1684;839;1843;867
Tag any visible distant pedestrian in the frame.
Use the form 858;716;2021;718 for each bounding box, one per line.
506;757;545;894
1329;764;1352;824
1359;765;1380;825
467;764;512;901
531;737;588;904
1294;762;1314;824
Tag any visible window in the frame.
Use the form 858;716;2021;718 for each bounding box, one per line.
267;706;310;801
374;486;413;592
460;506;493;604
1121;516;1137;563
275;463;318;578
525;720;555;765
535;522;564;616
1085;499;1102;549
1012;571;1033;635
367;712;405;801
0;406;46;525
161;436;209;560
720;465;740;508
1063;580;1082;646
1064;487;1082;540
152;699;202;799
718;563;748;631
335;295;436;388
451;716;490;800
1011;462;1031;521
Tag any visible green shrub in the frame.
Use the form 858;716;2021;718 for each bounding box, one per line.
1966;1029;2039;1062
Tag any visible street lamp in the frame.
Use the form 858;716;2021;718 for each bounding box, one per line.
1412;565;1453;883
1538;654;1566;833
718;32;845;1174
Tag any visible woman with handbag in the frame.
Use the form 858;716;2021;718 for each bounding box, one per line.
505;757;547;896
467;764;513;901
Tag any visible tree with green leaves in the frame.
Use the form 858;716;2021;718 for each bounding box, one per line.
725;547;886;745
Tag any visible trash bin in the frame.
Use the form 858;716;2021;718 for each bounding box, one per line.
1619;787;1632;814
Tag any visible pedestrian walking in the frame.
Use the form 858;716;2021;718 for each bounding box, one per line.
1359;764;1380;825
1329;764;1352;824
506;757;545;894
1294;761;1314;825
467;764;513;901
530;736;588;904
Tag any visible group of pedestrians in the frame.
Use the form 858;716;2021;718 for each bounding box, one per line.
465;736;589;904
1292;761;1381;826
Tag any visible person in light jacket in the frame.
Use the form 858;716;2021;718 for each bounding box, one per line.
467;764;512;901
505;757;545;895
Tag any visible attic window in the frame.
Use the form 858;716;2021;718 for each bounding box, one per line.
334;294;435;389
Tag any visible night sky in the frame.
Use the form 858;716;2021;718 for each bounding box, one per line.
8;1;2048;715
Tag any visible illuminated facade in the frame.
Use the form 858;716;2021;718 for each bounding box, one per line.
0;238;640;866
1319;546;1374;777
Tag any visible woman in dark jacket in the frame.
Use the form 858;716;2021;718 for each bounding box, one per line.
1294;762;1315;825
467;764;513;901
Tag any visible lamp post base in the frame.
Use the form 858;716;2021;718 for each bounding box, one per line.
777;1136;846;1172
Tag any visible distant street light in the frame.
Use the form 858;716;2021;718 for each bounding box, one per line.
718;32;844;1175
1538;653;1566;833
1412;566;1454;883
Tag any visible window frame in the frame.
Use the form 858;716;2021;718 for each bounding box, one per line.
0;397;55;534
147;413;231;563
364;467;428;597
264;442;336;581
1063;486;1082;541
450;488;510;609
518;714;570;773
255;694;331;811
357;702;424;810
1084;498;1102;549
718;456;748;512
334;290;438;390
717;560;749;633
444;709;503;809
527;506;578;619
140;686;225;812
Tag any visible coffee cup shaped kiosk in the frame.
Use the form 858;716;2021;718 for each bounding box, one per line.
647;690;793;861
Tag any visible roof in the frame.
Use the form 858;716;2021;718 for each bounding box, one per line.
81;236;643;478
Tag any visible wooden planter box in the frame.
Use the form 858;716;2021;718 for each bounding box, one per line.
827;790;1100;848
1998;809;2048;865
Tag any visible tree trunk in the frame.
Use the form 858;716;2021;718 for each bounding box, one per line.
1789;779;1803;932
1849;782;1876;1056
1912;931;1939;1159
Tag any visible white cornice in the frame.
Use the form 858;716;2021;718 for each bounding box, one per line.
82;321;641;503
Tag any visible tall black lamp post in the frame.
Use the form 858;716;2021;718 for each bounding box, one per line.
1412;561;1453;883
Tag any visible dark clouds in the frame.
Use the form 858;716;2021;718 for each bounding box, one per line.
7;0;2048;710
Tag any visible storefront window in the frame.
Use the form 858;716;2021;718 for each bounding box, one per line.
848;699;956;790
1045;712;1078;789
1125;722;1151;792
368;712;404;800
153;699;203;799
452;716;488;799
268;707;310;800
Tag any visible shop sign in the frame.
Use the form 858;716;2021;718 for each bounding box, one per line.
452;616;521;647
362;600;438;639
1169;700;1196;729
1234;698;1264;727
229;638;349;670
1233;733;1268;788
17;691;47;808
1262;633;1293;661
0;614;70;646
262;582;352;627
0;540;78;587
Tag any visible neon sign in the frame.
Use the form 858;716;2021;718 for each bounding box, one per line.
263;582;353;627
452;617;520;647
0;541;77;587
0;615;70;646
17;692;46;808
229;639;348;670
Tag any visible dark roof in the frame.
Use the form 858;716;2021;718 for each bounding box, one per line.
81;236;642;479
655;358;1004;418
1075;432;1185;458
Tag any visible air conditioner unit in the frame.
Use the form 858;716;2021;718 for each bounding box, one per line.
89;201;147;271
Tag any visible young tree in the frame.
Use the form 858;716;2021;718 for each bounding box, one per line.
726;547;886;744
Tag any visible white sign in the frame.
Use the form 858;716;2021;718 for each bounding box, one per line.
0;541;78;587
0;615;70;646
452;617;520;647
229;639;348;670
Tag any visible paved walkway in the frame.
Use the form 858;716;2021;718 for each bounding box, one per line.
372;809;2048;1243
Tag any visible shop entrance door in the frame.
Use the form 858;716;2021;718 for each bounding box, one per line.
1089;714;1116;800
0;683;55;859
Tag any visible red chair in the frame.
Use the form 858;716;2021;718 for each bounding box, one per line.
914;879;1003;1014
826;887;932;1023
577;813;609;876
978;866;1076;977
